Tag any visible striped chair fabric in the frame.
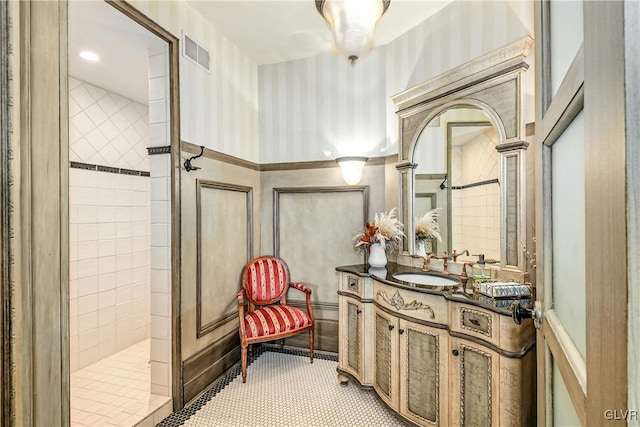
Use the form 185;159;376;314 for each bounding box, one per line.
243;305;312;339
243;257;289;303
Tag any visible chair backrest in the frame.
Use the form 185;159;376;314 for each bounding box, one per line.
242;256;290;305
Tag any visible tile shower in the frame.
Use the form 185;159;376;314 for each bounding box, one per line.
68;44;173;426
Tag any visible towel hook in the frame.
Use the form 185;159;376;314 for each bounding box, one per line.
184;145;204;172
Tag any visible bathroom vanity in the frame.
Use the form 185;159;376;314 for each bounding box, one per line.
336;263;535;427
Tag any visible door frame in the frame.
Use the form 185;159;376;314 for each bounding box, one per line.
104;0;183;410
534;1;628;425
3;1;183;424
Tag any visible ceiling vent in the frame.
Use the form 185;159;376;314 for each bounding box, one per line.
182;32;210;72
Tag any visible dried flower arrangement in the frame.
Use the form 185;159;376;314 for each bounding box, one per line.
415;208;442;243
353;207;405;254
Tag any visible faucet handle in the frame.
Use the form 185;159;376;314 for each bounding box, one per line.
472;253;485;265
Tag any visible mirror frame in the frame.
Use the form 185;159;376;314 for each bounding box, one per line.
392;36;534;273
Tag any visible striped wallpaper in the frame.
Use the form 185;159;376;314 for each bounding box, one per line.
128;1;532;164
130;0;260;162
259;0;533;163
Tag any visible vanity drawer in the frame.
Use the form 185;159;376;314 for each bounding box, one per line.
450;303;500;346
373;282;447;325
341;274;363;297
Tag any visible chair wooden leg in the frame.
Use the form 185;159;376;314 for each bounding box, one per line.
279;339;284;349
309;329;314;363
241;345;248;383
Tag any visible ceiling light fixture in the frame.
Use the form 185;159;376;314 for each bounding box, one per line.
79;50;100;62
336;156;369;185
315;0;390;66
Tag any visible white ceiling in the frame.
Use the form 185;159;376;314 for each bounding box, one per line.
68;0;453;105
188;0;453;65
68;1;165;105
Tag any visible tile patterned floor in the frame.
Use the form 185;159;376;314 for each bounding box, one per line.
70;339;171;426
158;348;407;427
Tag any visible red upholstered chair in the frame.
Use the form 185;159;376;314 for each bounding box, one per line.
236;256;315;382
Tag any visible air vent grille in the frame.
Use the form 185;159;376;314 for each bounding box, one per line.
182;33;210;72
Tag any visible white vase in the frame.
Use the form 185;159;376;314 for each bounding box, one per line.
369;241;387;268
415;239;427;257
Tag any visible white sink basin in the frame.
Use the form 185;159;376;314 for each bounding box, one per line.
392;272;460;287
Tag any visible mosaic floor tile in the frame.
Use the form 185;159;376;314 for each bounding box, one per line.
158;348;407;427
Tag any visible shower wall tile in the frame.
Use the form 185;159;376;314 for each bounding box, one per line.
69;77;150;172
69;168;150;372
148;46;172;397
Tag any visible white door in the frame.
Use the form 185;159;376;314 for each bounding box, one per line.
534;1;629;425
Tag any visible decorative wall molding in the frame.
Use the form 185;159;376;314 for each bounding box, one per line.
69;161;150;177
196;179;253;338
183;140;393;172
272;186;369;256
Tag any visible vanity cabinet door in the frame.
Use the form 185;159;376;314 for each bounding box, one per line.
373;308;398;410
339;296;363;381
449;337;500;427
398;319;449;427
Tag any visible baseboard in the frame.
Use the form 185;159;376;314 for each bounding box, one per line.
182;330;240;403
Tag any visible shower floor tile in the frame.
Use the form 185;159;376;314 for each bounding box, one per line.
70;339;171;427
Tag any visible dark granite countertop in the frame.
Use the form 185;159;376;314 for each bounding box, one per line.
336;263;533;317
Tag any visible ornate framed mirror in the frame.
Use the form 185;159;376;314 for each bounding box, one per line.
392;36;533;274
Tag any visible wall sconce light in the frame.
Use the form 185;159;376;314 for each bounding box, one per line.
336;156;369;185
315;0;391;65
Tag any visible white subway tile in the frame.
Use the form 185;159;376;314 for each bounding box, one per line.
150;201;169;224
78;276;98;297
78;295;98;316
115;206;131;223
150;338;170;364
77;241;98;260
131;251;147;269
98;290;116;309
77;224;98;242
98;306;116;327
131;221;147;238
69;242;78;262
76;188;98;206
116;269;132;287
69;298;78;318
150;224;168;247
150;361;169;387
131;265;151;283
98;322;116;344
116;286;132;305
150;177;168;202
150;315;170;340
149;53;167;78
78;312;98;335
131;281;148;300
97;223;116;240
115;254;133;271
131;296;147;315
131;237;147;253
97;272;116;292
151;269;169;294
150;247;168;270
151;293;170;317
98;340;116;360
116;301;132;320
77;259;98;279
116;222;132;239
98;256;116;275
149;100;167;124
150;384;169;398
78;347;99;370
69;279;79;299
149;123;168;147
98;239;116;257
149;77;166;102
